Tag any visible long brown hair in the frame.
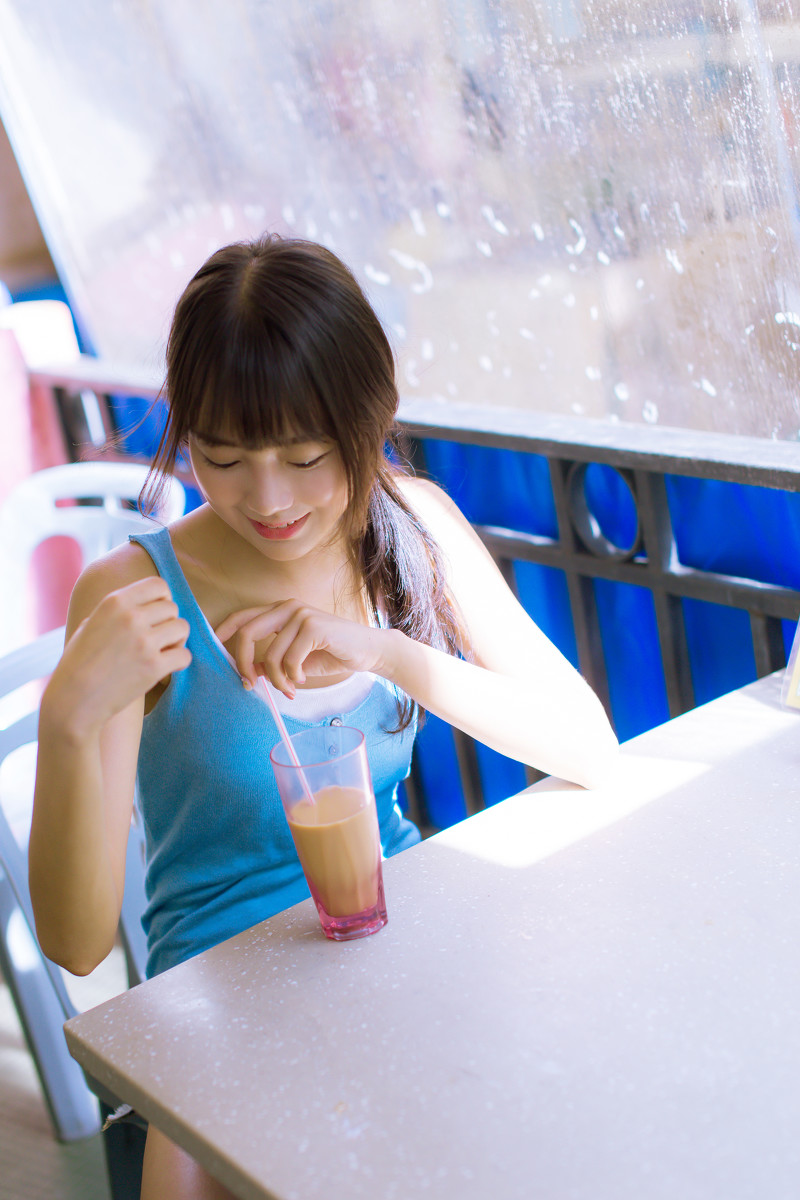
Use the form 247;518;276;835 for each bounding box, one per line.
144;234;465;728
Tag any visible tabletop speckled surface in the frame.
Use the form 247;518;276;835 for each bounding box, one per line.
66;671;800;1200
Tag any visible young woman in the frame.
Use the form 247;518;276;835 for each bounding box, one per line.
30;235;618;1198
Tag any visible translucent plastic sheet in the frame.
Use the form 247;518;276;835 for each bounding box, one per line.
1;1;800;437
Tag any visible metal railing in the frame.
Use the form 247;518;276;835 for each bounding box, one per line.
30;359;800;827
400;400;800;706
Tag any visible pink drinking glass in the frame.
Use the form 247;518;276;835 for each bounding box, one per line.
270;725;388;941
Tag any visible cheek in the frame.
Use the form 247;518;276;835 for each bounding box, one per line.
189;454;217;501
193;469;240;510
191;471;212;503
332;478;352;518
308;467;349;513
193;469;217;500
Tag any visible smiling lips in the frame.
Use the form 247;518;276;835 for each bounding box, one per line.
248;513;310;541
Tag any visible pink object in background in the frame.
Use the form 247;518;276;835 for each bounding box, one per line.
0;326;77;646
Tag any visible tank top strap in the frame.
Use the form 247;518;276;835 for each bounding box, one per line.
129;526;218;653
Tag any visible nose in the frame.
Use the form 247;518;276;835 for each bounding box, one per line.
248;463;293;517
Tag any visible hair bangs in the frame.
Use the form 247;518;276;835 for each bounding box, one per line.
183;325;335;451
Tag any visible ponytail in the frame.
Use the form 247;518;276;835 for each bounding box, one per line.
359;460;468;731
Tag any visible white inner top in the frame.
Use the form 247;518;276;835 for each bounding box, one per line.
205;618;376;721
270;670;375;720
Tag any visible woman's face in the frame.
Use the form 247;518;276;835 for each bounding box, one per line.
188;432;350;561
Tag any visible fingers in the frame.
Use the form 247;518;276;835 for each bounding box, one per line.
258;610;313;698
99;589;189;651
218;602;378;699
217;606;304;697
131;597;184;631
217;604;298;692
97;579;178;630
215;607;270;645
268;611;317;688
114;575;175;605
84;578;192;691
159;643;193;676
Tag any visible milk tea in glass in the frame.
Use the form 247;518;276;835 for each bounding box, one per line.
270;726;388;940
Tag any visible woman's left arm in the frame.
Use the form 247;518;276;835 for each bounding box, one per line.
217;478;619;788
378;477;619;789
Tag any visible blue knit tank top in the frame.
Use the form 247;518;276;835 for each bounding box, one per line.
130;527;419;977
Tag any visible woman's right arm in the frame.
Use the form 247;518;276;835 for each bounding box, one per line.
29;548;191;975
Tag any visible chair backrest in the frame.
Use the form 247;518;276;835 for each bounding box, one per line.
0;625;147;1140
0;460;169;982
0;460;185;564
0;625;147;1000
0;465;168;1141
0;626;68;961
0;460;186;653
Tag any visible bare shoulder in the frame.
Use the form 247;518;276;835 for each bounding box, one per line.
395;471;492;561
393;471;507;615
67;539;159;631
395;472;469;531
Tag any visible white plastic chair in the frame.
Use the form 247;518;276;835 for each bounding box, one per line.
0;461;184;1154
0;627;148;1144
0;460;185;653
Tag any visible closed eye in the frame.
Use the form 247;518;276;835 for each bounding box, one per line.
202;454;240;469
290;452;329;469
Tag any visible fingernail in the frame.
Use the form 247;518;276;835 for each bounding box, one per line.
284;687;295;701
241;677;253;691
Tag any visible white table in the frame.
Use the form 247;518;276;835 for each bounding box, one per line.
65;671;800;1199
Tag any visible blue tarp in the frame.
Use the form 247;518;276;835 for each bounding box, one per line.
417;439;800;828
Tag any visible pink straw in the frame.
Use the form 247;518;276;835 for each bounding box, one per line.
260;677;316;805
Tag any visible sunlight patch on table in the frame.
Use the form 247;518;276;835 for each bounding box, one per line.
438;754;710;869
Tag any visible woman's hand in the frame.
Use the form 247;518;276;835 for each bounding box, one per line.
46;576;192;737
215;602;384;698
